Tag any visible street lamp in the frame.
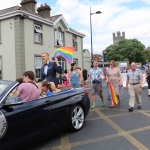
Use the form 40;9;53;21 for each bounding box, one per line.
90;7;102;67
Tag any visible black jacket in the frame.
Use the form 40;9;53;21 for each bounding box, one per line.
38;61;62;86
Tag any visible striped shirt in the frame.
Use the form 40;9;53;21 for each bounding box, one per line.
127;69;143;84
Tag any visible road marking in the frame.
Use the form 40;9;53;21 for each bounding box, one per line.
41;107;150;150
86;111;138;121
49;124;150;150
60;133;70;150
94;109;149;150
139;111;150;118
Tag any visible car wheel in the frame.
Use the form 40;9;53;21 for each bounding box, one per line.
70;105;85;131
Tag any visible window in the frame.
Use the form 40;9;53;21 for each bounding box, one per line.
73;58;78;65
0;21;1;43
0;57;2;79
35;56;42;78
73;36;77;50
58;57;66;73
34;24;43;43
55;28;64;46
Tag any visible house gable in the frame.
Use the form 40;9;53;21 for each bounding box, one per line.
53;15;69;31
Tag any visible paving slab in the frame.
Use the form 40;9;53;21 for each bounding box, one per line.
86;110;100;119
131;129;150;149
71;136;138;150
68;119;117;143
110;113;150;131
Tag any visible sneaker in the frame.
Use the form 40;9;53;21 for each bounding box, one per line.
101;102;105;106
128;107;133;112
108;98;110;100
91;104;96;109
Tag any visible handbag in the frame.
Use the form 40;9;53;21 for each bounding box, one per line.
62;76;67;81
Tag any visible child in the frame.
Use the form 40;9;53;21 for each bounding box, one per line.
41;81;53;96
16;78;23;85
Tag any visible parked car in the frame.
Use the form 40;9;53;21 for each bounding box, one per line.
0;80;90;150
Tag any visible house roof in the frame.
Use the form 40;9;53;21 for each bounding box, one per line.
0;5;85;37
49;14;62;22
0;6;21;15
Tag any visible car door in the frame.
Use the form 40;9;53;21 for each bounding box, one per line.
0;97;55;150
47;89;78;129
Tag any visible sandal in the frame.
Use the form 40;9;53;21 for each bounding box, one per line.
118;100;121;105
110;105;115;108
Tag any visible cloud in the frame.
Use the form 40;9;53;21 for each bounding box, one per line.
0;0;21;9
1;0;150;54
52;0;150;54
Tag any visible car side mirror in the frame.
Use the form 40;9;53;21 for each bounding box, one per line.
3;96;23;107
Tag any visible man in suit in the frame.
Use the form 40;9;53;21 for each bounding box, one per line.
37;52;62;87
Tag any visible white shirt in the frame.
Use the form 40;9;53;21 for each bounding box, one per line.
44;61;49;75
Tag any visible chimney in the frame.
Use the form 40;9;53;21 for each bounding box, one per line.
20;0;37;13
37;3;51;18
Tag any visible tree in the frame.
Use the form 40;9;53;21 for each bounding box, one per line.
144;49;150;63
104;39;145;63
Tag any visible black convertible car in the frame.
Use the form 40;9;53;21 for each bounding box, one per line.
0;80;90;150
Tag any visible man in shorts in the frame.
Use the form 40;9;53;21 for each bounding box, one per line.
88;60;104;109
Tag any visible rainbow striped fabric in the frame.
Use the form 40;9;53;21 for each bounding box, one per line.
108;82;118;105
52;47;74;63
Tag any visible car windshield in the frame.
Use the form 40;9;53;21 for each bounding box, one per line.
0;80;13;96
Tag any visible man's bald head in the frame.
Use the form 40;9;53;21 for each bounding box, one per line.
131;62;136;70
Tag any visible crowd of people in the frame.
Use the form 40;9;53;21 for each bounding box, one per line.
11;51;150;113
12;52;88;102
89;60;149;112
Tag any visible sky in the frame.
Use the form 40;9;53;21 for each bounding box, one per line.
0;0;150;54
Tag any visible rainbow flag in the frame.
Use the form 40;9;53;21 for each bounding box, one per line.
108;82;118;105
100;72;105;79
52;47;74;63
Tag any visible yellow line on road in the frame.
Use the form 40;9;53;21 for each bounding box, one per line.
43;108;150;150
87;111;138;121
48;125;150;150
60;133;71;150
94;109;149;150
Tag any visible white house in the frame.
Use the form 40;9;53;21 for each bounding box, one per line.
83;49;91;72
0;0;85;80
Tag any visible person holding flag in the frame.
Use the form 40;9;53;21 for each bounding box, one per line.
106;60;122;108
88;60;105;109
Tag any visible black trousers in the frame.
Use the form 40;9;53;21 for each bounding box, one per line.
147;76;150;89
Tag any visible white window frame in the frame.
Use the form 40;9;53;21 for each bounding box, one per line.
73;58;78;64
73;36;78;50
58;57;66;73
0;21;1;43
55;28;64;46
34;56;42;78
34;24;43;43
0;57;2;79
35;57;42;69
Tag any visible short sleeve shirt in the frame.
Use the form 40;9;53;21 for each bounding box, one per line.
89;67;103;82
106;67;121;83
17;83;40;101
46;91;53;96
127;69;143;84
